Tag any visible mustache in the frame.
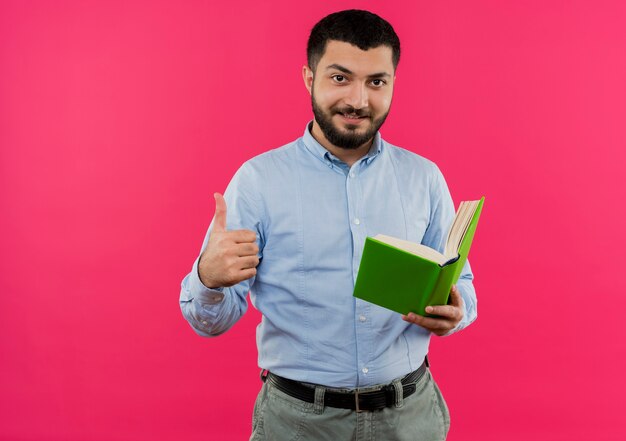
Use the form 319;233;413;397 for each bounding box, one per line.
333;106;371;117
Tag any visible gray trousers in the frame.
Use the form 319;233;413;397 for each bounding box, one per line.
250;369;450;441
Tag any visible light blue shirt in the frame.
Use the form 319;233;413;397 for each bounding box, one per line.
179;123;477;388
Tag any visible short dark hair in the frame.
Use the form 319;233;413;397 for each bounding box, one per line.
307;9;401;73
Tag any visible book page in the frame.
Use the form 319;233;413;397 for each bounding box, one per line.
444;202;468;258
444;200;479;259
443;202;465;258
373;234;447;265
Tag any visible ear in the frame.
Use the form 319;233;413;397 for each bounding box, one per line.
302;65;314;95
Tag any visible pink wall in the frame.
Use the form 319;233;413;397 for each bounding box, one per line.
1;1;625;440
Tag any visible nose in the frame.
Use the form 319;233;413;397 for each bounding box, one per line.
345;82;369;109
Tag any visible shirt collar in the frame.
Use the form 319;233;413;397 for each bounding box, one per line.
301;121;384;167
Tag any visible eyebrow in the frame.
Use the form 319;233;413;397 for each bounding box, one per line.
325;63;391;79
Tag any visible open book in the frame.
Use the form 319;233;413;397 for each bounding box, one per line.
353;197;484;316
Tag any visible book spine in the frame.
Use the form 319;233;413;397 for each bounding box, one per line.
428;262;460;313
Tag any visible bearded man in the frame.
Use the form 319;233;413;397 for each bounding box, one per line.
180;9;477;441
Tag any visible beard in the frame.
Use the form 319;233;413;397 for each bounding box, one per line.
311;91;389;150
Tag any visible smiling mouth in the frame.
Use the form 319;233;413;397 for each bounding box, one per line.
337;112;369;123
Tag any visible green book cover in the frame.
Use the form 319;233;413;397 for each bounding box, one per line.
353;197;484;316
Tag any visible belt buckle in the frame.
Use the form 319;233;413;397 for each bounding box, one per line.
355;389;362;413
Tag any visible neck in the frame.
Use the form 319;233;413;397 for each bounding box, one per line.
310;120;373;167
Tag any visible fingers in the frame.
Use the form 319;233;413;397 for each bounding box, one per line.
233;241;259;256
238;267;257;282
211;230;257;251
237;255;260;270
448;285;462;306
213;192;227;232
424;304;460;320
402;313;449;332
219;265;258;287
228;229;257;244
402;312;456;337
224;257;259;285
200;251;259;288
423;285;462;318
401;285;464;336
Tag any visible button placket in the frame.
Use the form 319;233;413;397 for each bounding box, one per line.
347;163;374;385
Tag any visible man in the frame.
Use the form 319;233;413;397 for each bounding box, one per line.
180;9;477;441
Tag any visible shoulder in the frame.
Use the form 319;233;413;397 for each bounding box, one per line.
223;139;299;190
238;138;299;177
383;141;443;179
222;141;293;209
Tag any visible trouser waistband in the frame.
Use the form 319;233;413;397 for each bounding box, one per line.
262;359;428;412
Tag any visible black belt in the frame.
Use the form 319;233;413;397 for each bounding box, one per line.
263;359;428;412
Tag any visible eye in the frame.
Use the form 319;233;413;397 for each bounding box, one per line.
332;74;347;83
371;79;386;87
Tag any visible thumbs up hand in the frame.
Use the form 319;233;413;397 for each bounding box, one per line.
198;193;260;288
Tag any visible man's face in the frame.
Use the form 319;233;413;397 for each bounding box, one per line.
304;40;395;150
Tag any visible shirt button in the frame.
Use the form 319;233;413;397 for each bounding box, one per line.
349;172;356;178
354;218;361;225
359;315;366;322
362;367;369;374
201;320;208;325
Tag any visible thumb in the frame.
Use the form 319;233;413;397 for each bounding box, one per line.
213;192;227;232
449;285;461;305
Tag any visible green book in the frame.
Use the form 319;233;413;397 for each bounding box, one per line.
353;197;484;316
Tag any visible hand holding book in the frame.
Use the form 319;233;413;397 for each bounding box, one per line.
401;285;464;336
353;197;484;317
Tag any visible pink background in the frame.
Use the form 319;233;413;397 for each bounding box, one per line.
1;0;625;440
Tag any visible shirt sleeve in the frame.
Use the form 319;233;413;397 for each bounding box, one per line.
420;165;478;336
179;162;265;337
